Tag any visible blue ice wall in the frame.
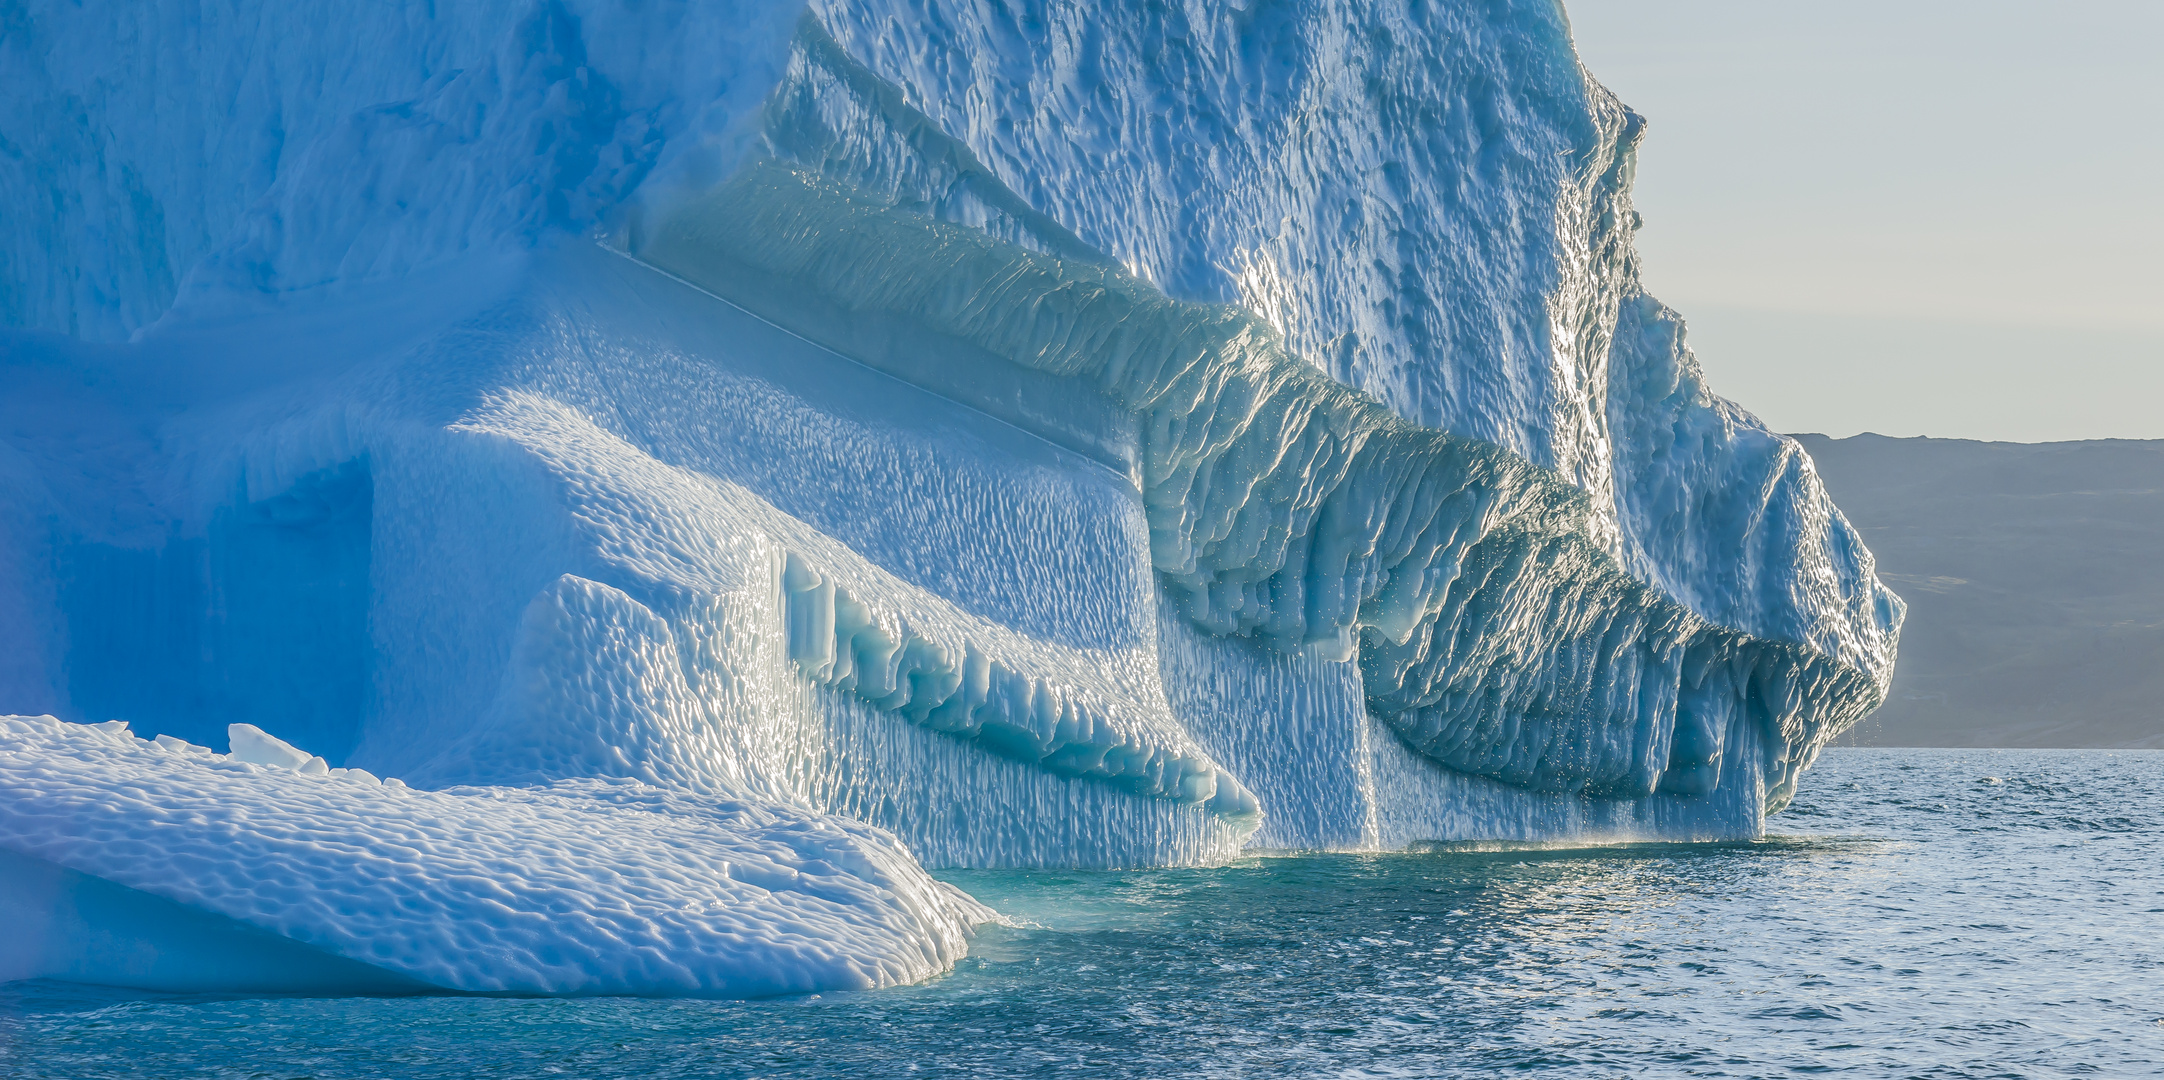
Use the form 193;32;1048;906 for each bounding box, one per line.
60;462;371;758
0;0;802;339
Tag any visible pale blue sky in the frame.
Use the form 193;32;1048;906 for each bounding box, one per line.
1566;1;2162;442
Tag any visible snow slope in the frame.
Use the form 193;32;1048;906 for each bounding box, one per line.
0;0;1899;993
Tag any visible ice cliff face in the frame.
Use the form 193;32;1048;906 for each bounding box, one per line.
0;0;1899;994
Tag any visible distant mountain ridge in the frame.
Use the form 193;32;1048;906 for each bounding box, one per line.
1794;433;2164;748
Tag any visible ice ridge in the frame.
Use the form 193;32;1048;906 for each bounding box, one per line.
638;163;1889;805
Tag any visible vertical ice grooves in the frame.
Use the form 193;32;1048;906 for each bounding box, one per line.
781;552;1261;822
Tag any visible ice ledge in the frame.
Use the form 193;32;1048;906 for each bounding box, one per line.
0;715;992;995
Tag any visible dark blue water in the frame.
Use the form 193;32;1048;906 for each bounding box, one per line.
4;749;2160;1078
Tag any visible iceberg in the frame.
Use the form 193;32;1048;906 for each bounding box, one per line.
0;0;1900;993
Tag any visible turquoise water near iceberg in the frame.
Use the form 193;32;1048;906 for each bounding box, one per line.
4;748;2160;1078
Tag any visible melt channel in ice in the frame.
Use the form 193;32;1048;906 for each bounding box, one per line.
0;0;1901;995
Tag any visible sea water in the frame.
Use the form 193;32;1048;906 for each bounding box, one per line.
3;748;2158;1078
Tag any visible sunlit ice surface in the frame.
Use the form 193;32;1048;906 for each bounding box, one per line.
4;748;2157;1078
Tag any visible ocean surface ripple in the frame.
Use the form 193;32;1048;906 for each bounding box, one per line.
4;748;2159;1078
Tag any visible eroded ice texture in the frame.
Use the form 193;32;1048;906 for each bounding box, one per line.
0;0;1899;994
0;716;989;994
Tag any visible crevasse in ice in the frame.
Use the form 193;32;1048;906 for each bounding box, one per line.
0;0;1900;994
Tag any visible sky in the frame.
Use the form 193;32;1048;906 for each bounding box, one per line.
1564;1;2163;442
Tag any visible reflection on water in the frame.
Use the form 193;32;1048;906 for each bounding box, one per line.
3;749;2160;1078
